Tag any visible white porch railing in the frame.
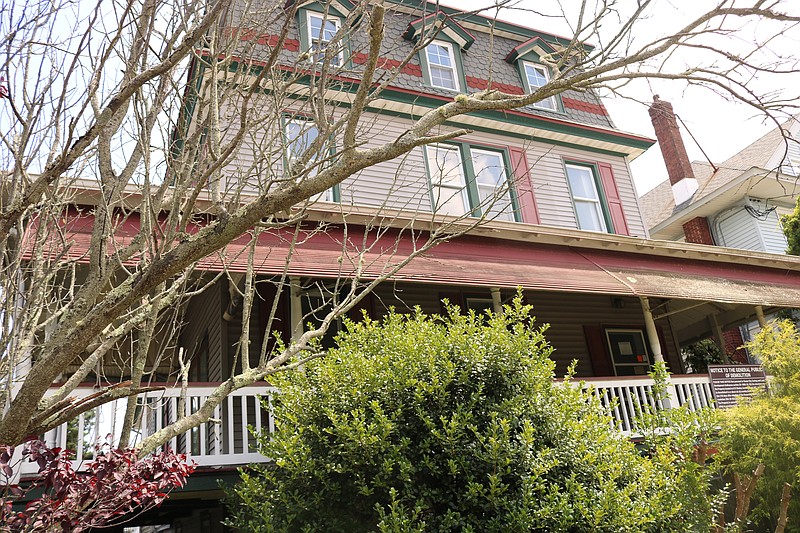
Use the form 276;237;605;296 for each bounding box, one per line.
20;383;275;476
581;374;715;434
18;376;715;475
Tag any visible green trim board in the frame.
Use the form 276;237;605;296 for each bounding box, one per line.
402;12;476;50
213;53;651;151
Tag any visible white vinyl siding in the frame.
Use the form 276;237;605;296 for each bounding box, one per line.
713;199;789;254
218;107;646;235
779;139;800;176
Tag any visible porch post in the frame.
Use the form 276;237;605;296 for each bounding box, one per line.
710;313;732;363
490;287;503;315
290;276;303;342
639;296;664;363
754;305;768;328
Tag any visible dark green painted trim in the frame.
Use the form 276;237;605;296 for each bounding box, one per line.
379;87;652;150
403;12;476;50
217;59;651;153
505;36;557;64
562;160;614;233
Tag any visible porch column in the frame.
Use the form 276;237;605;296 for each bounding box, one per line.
754;305;768;328
290;276;303;342
490;287;503;315
639;296;664;363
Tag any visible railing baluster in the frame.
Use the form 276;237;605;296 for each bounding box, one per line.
227;395;235;455
241;392;249;454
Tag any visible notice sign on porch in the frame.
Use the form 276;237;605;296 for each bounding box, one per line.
707;365;768;409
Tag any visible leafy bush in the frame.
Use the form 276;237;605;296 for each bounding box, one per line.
0;440;194;532
682;339;724;373
227;299;715;532
717;320;800;531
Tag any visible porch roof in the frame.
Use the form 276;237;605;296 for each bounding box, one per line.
46;211;800;308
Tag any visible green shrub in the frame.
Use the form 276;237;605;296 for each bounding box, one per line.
717;320;800;531
227;298;715;532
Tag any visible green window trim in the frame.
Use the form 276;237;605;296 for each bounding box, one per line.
563;160;613;233
296;4;351;70
424;142;520;222
281;114;340;203
418;39;468;93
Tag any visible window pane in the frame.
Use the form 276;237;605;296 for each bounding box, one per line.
472;149;513;221
427;145;468;215
429;66;457;90
426;43;458;90
524;63;548;88
427;43;453;67
309;14;337;42
566;165;599;200
286;120;319;161
574;200;606;231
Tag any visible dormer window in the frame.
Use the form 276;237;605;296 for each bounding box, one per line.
506;37;564;112
522;61;556;110
403;13;474;93
425;41;460;91
307;12;342;66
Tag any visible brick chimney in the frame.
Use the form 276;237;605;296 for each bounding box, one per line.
648;96;699;205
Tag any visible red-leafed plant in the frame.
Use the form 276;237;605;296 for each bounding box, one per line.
0;440;195;532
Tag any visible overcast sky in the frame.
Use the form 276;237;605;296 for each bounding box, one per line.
453;0;800;195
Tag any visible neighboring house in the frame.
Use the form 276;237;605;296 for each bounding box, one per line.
23;2;800;531
640;98;800;359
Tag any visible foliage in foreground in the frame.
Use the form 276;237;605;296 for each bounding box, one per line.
0;441;194;533
227;300;716;532
717;320;800;532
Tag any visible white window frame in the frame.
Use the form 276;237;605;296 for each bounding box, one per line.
284;117;335;203
565;163;608;232
425;40;460;91
470;148;515;222
426;144;470;216
306;11;343;66
522;60;556;110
